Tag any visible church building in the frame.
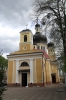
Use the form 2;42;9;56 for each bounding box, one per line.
7;23;60;87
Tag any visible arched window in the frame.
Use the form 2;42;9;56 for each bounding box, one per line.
20;62;29;66
24;35;27;42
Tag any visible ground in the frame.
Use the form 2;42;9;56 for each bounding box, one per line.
3;84;66;100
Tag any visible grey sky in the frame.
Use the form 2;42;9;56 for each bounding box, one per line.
0;0;34;58
0;0;33;28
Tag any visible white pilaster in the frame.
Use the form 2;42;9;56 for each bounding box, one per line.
49;63;52;81
12;61;14;83
16;60;19;83
30;59;33;83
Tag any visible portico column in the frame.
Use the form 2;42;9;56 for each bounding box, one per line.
30;59;33;83
16;60;19;83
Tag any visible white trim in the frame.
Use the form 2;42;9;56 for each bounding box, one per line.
16;60;19;83
7;53;43;58
19;42;32;45
12;61;14;83
35;59;37;83
8;57;42;61
30;59;33;83
49;63;52;81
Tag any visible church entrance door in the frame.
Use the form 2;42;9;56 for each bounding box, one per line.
51;74;56;83
22;73;27;86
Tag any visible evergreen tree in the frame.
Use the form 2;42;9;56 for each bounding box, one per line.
0;55;8;100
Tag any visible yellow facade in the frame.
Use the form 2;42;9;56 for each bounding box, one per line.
36;58;42;83
45;60;51;83
20;30;33;43
7;27;60;87
7;60;13;84
19;43;33;51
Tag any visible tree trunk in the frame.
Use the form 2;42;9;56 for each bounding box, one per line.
62;37;66;89
64;73;66;90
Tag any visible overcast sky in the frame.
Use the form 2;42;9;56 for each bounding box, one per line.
0;0;35;58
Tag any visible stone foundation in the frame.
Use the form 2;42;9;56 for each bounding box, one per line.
7;82;59;87
28;83;44;87
46;82;52;85
7;83;20;87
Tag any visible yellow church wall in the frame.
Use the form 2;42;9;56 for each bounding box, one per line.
20;32;33;43
44;66;46;83
30;44;33;49
20;34;24;43
43;59;46;83
45;60;51;83
8;60;13;84
49;55;56;61
10;49;42;55
36;58;42;83
19;43;33;51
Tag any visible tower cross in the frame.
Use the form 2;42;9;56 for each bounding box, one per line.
37;17;38;24
26;24;28;29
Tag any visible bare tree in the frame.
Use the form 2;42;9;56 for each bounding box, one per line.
31;0;66;90
32;0;66;71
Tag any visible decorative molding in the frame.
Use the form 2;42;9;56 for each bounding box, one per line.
19;42;32;45
8;56;42;61
7;53;43;58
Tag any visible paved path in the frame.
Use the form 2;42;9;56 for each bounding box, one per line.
3;84;66;100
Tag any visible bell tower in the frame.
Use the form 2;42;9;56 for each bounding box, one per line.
19;29;33;51
47;42;56;61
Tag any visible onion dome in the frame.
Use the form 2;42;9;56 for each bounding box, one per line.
47;42;54;47
33;23;47;44
33;33;47;44
35;23;40;27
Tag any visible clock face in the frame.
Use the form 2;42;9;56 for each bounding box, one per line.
23;46;27;50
